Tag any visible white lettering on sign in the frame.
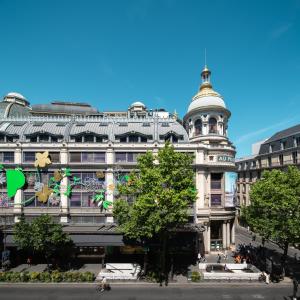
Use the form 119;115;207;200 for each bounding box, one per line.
217;155;234;163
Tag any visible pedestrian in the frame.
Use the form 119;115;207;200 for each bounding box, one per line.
100;276;107;292
223;250;228;261
197;252;202;263
293;277;298;300
27;257;32;267
264;272;270;284
217;253;221;263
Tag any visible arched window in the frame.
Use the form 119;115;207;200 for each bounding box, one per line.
194;119;202;135
209;117;217;134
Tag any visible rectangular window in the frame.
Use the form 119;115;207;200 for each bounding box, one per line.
75;136;83;143
211;173;222;190
211;194;222;206
94;152;106;163
70;152;105;163
1;152;14;163
39;134;49;142
49;152;60;163
292;151;298;164
69;193;81;207
84;135;94;142
82;152;94;162
23;152;36;163
70;152;81;162
279;154;283;165
115;152;143;163
242;184;246;193
268;157;272;167
81;193;97;207
51;136;58;143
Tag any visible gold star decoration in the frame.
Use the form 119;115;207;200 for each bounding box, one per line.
96;171;105;179
108;184;115;191
35;186;53;203
34;151;51;168
53;170;63;182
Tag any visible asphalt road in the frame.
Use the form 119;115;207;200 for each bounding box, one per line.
0;285;298;300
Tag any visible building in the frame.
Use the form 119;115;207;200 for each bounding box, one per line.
0;65;236;260
236;124;300;216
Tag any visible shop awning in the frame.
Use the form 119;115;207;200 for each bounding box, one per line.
3;233;124;247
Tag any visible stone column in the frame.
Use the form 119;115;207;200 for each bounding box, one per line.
205;223;211;253
60;149;69;223
106;148;114;165
222;222;227;249
196;171;205;209
226;221;231;249
13;148;23;222
231;220;236;245
105;168;114;223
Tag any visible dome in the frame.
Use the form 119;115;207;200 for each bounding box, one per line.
188;95;226;112
130;101;146;108
6;92;27;101
187;66;226;113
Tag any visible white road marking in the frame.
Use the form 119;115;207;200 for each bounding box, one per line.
222;295;232;299
252;295;265;299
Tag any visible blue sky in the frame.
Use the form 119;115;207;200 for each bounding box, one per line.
0;0;299;157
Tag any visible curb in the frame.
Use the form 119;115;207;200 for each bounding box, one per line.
0;281;292;287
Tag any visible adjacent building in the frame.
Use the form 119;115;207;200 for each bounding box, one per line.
236;124;300;216
0;65;236;259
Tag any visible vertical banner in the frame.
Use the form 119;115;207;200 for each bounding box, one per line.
225;172;237;207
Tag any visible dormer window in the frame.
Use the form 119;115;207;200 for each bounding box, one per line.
160;132;183;143
0;134;19;143
116;133;151;143
71;133;108;143
208;117;217;134
128;135;139;143
27;133;62;143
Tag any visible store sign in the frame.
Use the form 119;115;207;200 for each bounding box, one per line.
217;155;234;163
225;172;237;207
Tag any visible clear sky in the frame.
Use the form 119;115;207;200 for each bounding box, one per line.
0;0;299;157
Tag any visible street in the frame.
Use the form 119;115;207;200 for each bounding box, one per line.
0;285;297;300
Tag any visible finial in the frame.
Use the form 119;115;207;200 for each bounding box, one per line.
204;48;207;68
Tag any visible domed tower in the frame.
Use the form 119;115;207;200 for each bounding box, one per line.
183;66;231;145
184;66;236;254
0;92;31;118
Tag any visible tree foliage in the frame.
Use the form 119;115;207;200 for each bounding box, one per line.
13;215;72;266
113;142;197;240
242;166;300;258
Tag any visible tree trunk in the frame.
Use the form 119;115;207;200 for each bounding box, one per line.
163;231;168;286
159;231;168;286
281;241;289;276
143;251;148;275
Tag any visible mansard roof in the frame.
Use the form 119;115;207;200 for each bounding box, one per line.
0;115;189;143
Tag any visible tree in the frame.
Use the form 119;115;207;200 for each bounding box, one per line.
242;166;300;270
14;215;72;268
113;143;197;284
